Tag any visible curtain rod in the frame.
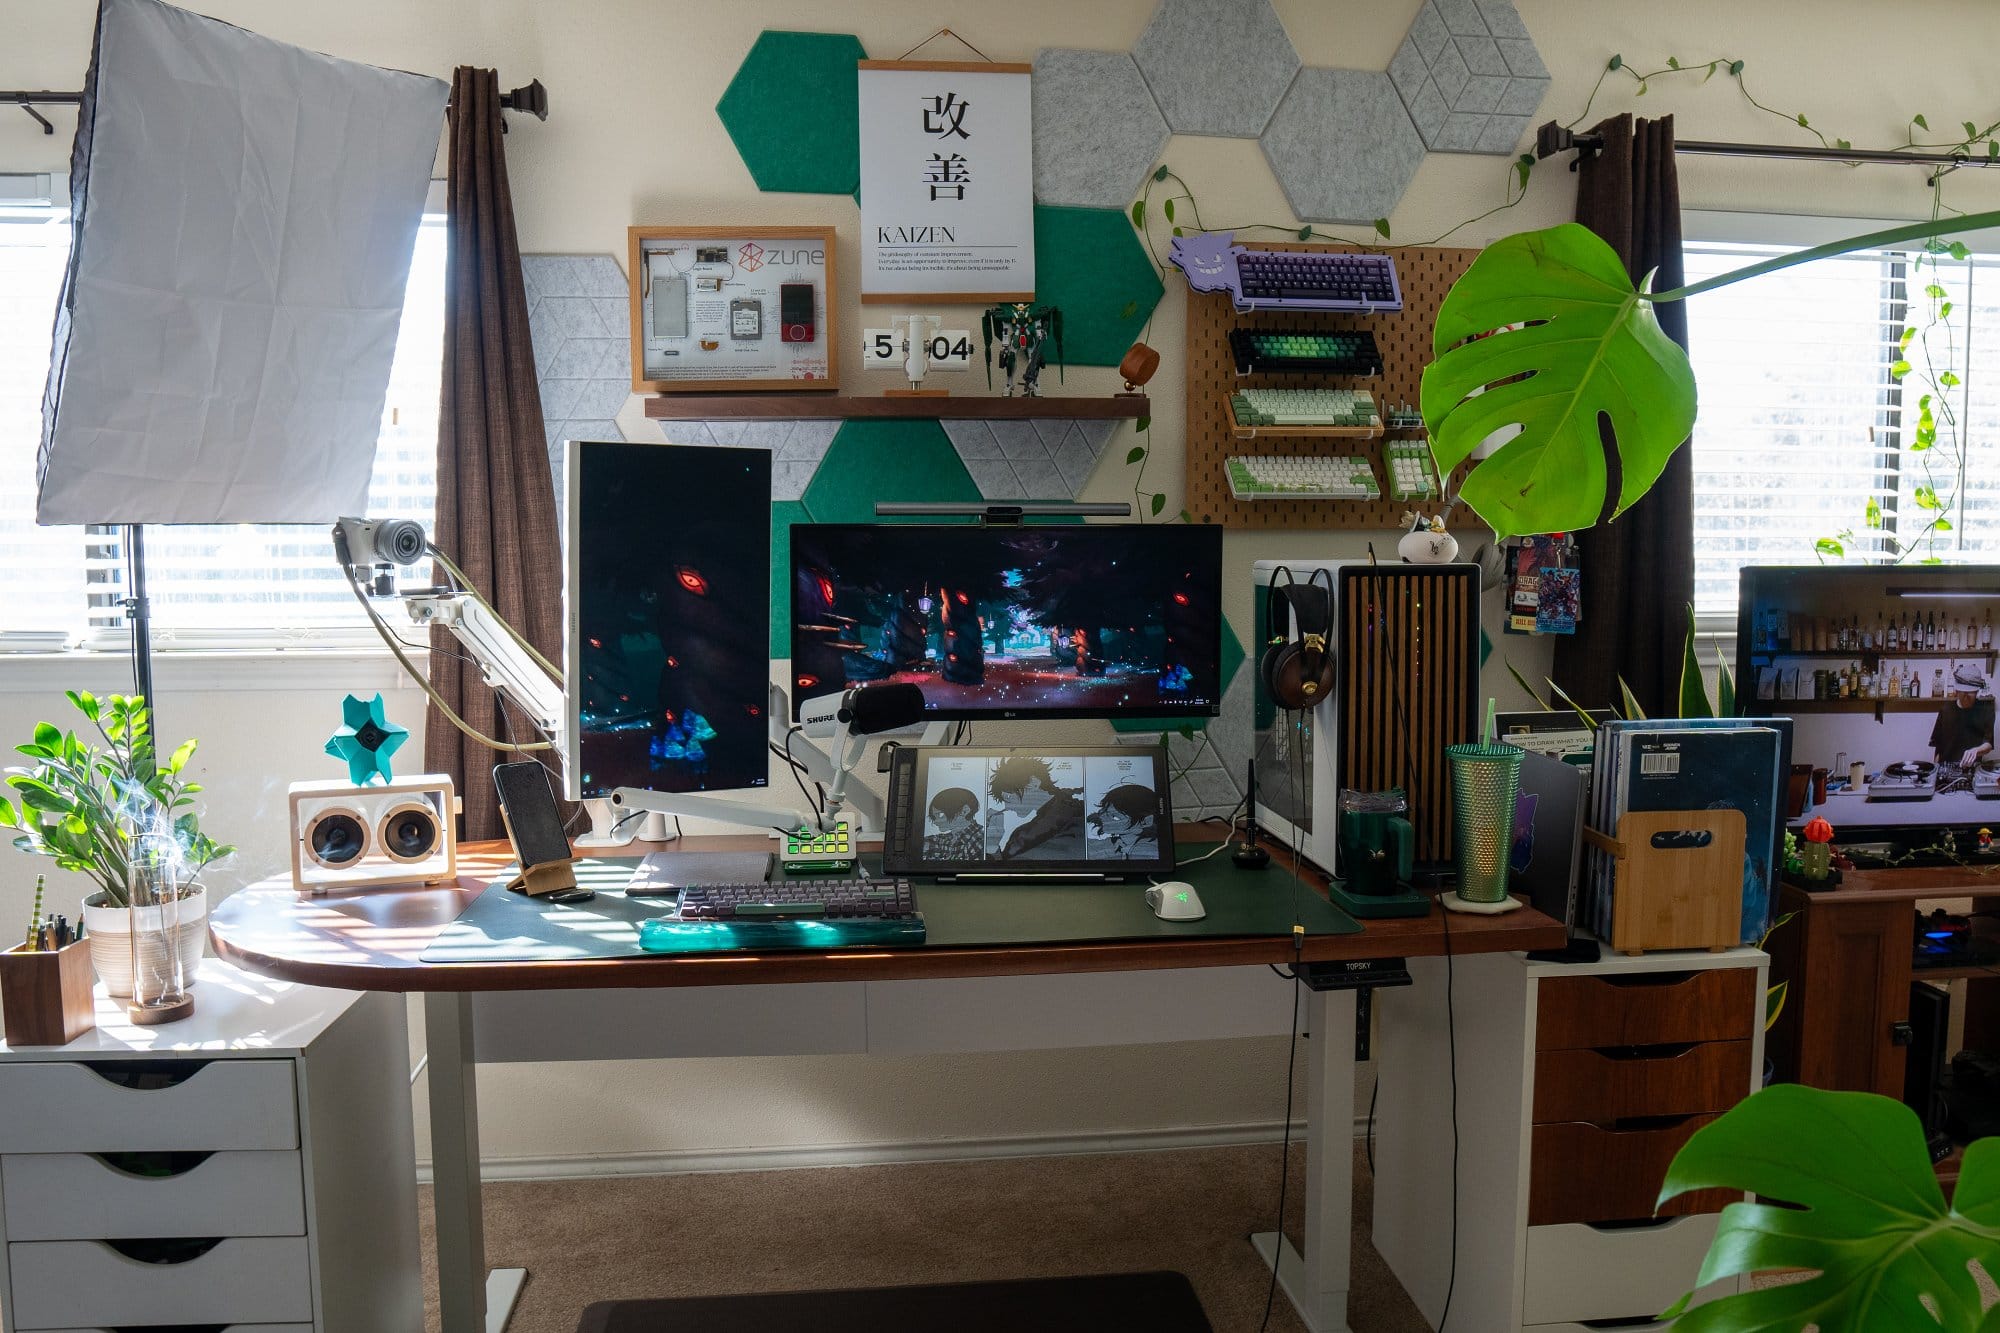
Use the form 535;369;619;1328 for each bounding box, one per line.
3;79;548;135
1536;120;1998;172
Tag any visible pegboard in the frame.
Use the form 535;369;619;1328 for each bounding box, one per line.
1182;242;1484;530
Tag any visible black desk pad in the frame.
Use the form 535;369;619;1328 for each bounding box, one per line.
419;844;1359;963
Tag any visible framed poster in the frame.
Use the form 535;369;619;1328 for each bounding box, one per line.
627;225;839;393
857;60;1034;304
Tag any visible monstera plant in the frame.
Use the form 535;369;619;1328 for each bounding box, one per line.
1657;1084;1999;1331
1422;212;2000;540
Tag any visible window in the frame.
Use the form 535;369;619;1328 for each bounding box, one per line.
1686;227;1999;620
0;186;443;649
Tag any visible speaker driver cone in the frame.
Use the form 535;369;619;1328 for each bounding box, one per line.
379;800;441;862
305;808;369;868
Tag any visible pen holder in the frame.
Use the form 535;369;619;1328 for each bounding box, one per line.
0;940;98;1047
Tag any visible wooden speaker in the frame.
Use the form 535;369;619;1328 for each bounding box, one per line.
1336;564;1482;868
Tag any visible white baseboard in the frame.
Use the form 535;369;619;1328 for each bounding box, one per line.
416;1116;1373;1184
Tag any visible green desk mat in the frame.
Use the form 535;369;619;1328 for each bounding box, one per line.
420;844;1358;963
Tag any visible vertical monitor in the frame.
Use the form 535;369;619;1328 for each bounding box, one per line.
563;441;771;801
789;523;1225;721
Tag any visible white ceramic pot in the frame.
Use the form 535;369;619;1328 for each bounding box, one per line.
1398;528;1461;564
82;887;206;1000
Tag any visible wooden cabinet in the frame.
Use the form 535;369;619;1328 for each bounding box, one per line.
1374;947;1766;1333
0;961;421;1333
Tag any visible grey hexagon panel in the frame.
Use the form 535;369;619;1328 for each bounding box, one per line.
1161;669;1254;820
524;255;636;467
1032;49;1170;209
651;420;839;503
1132;0;1300;139
1261;69;1426;225
943;418;1122;500
1389;0;1548;155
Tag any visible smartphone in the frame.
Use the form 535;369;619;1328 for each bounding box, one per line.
781;283;815;343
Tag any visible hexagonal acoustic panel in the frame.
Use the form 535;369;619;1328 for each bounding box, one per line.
942;418;1122;500
1132;0;1301;139
1260;69;1427;225
1031;49;1170;209
716;31;868;194
1388;0;1548;155
1032;205;1164;366
800;419;983;525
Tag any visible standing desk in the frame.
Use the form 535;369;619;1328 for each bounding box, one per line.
208;832;1565;1333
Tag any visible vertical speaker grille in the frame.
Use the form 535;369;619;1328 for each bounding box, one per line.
1338;567;1481;864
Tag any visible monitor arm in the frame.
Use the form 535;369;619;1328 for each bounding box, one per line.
403;592;565;741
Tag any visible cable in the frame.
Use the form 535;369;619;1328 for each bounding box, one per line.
425;543;562;682
778;727;826;818
1366;1077;1379;1174
344;564;550;752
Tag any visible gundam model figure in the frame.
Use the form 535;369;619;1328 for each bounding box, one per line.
981;303;1063;397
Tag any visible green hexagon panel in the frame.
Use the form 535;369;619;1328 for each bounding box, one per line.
1110;610;1247;734
800;420;983;525
718;32;867;195
1033;205;1163;366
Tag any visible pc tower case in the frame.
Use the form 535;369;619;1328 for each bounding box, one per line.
1251;560;1482;878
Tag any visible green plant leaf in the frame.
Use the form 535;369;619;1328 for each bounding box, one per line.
1150;493;1166;516
1951;241;1973;261
1764;978;1788;1030
1153;164;1169;181
1505;659;1551;711
1679;610;1714;719
1420;224;1698;541
1713;639;1736;717
1126;445;1146;465
1373;218;1391;239
1136;416;1151;432
1617;676;1648;722
1729;59;1745;75
1935;518;1954;532
1916;484;1942;510
1666;56;1679;69
1865;496;1882;529
1914;113;1930;131
1797;112;1808;128
1608;54;1623;70
1296;226;1312;241
1660;1086;2000;1331
1891;359;1913;379
1836;137;1852;151
1547;676;1604;729
1162;198;1174;223
1816;537;1845;558
0;798;16;829
165;738;197;775
1130;200;1145;229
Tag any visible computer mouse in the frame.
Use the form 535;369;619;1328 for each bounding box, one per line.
1145;881;1206;921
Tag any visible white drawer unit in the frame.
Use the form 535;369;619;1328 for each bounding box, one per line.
0;962;420;1333
1374;948;1767;1333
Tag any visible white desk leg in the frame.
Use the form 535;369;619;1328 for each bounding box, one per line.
1250;985;1354;1333
425;991;527;1333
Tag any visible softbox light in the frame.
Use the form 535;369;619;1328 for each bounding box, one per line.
37;0;448;525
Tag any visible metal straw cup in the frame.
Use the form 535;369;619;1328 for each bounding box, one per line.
1446;742;1523;903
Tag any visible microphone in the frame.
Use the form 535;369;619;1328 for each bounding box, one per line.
1233;758;1271;869
798;682;928;740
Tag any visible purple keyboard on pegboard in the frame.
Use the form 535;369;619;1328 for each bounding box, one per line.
1169;231;1403;314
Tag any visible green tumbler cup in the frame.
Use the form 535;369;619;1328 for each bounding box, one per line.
1446;742;1524;903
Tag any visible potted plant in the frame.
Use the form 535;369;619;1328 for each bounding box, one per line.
1659;1084;1997;1330
0;691;232;998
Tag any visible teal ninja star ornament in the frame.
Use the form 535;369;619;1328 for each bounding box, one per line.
325;693;409;786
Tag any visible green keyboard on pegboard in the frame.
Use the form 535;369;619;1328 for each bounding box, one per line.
1229;388;1381;430
1228;328;1384;376
1226;455;1380;501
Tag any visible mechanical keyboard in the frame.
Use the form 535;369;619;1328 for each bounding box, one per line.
1226;455;1380;501
1228;328;1383;376
1230;387;1380;429
1382;440;1441;500
1168;233;1404;313
663;877;921;920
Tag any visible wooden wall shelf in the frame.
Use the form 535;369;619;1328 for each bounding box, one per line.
642;394;1148;421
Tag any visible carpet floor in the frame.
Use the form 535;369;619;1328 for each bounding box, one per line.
418;1142;1432;1333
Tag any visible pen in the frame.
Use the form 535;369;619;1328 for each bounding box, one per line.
24;873;44;951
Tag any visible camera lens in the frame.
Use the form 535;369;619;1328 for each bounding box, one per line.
380;804;440;861
306;811;368;867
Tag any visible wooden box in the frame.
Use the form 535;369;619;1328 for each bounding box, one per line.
0;940;97;1046
1584;808;1746;956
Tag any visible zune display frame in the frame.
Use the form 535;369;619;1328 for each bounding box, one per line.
789;522;1225;723
882;744;1176;880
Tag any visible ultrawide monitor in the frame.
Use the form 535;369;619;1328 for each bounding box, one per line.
789;523;1225;721
562;441;771;801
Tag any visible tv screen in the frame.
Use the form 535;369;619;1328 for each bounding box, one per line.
1737;564;2000;832
790;524;1225;721
563;441;771;801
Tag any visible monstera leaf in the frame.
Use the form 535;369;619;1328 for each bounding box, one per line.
1658;1084;2000;1331
1422;223;1697;541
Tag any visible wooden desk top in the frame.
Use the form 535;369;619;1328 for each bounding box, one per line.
207;833;1567;993
1782;863;2000;905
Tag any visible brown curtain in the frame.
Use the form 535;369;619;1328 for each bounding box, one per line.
1550;113;1694;717
426;67;562;842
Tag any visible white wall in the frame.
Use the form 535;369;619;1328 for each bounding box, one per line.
6;0;2000;1167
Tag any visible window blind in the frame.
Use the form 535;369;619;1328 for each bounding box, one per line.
0;205;444;648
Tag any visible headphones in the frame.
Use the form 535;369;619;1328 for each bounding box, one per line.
1262;566;1337;711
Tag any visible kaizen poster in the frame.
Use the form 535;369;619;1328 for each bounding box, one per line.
857;61;1035;303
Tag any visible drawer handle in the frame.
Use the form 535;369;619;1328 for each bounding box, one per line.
1591;972;1699;989
101;1327;236;1332
1593;1042;1698;1061
93;1150;216;1179
105;1236;225;1265
81;1058;215;1091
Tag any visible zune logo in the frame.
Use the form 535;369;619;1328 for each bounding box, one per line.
737;242;766;272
